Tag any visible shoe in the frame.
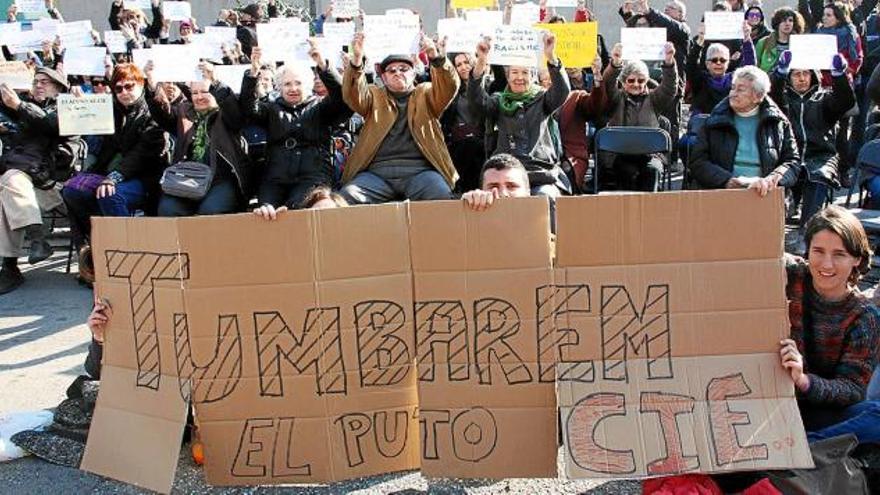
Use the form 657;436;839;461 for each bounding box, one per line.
0;265;24;295
77;245;94;285
28;239;52;265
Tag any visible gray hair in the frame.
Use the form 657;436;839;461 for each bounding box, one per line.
274;63;314;94
732;65;771;99
706;43;730;61
618;60;649;85
667;1;686;18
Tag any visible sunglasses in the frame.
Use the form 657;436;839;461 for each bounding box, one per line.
114;82;137;93
384;66;411;75
708;57;728;64
625;78;647;84
93;80;108;86
747;12;763;19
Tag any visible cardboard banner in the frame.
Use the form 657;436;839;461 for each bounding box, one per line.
790;34;837;70
63;46;107;76
103;31;128;54
535;22;598;68
490;25;540;67
84;191;813;492
621;27;667;61
58;94;115;136
704;11;744;41
332;0;359;19
0;60;33;90
554;191;812;478
162;1;192;22
59;20;95;48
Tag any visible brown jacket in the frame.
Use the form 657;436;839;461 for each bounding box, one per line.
342;57;460;186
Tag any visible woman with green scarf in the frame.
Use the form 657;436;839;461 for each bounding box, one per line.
468;30;572;198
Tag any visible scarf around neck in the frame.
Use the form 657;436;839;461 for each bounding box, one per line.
191;108;218;163
498;85;540;116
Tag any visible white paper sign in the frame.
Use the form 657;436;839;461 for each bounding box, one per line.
204;26;237;46
0;22;22;47
32;18;59;40
363;14;420;62
332;0;359;19
58;94;115;136
546;0;577;6
124;0;153;10
790;34;838;70
131;47;151;69
256;21;310;63
510;2;540;26
148;44;202;82
63;46;107;76
59;20;95;48
104;31;128;53
621;27;667;61
704;12;744;40
490;25;540;67
437;18;482;54
190;34;224;61
319;22;355;69
15;0;48;17
162;1;192;22
10;30;42;53
465;9;504;27
0;60;33;90
213;64;249;94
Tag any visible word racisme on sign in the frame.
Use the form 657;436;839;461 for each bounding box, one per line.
81;191;813;494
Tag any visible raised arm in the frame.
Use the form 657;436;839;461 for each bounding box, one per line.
342;31;373;116
468;36;499;118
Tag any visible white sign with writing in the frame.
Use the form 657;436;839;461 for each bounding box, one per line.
621;27;667;61
510;2;540;26
63;46;107;76
31;18;59;40
0;60;33;90
437;18;482;54
204;26;237;46
256;21;310;63
124;0;153;10
58;94;115;136
790;34;838;70
15;0;48;17
704;11;744;40
363;14;420;62
59;20;95;48
319;21;355;69
190;33;224;61
546;0;577;6
0;22;22;47
149;44;202;82
131;47;151;69
162;1;192;22
104;31;128;53
490;25;540;67
213;64;249;94
332;0;359;19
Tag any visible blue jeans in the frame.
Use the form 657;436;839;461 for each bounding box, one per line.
868;367;880;401
62;179;147;244
341;166;451;205
157;180;241;217
806;400;880;445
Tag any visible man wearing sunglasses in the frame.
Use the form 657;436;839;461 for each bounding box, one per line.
0;68;80;294
339;31;459;205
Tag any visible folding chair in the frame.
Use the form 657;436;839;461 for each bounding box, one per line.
594;126;672;192
683;114;710;190
845;139;880;208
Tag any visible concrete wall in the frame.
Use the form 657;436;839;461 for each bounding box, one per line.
56;0;798;45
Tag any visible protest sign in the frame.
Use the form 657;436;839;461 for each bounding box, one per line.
535;22;598;68
490;25;540;67
363;14;420;62
510;2;540;26
546;0;577;6
213;64;249;94
790;34;838;70
162;1;192;22
704;12;744;40
9;30;42;53
149;45;202;82
124;0;153;10
451;0;495;8
58;94;115;136
332;0;359;19
437;18;483;54
621;27;667;61
59;20;95;48
15;0;47;17
131;48;151;69
0;22;22;47
63;46;108;76
319;22;355;69
554;190;813;478
204;26;237;46
465;9;503;27
83;190;813;491
104;31;128;53
0;60;32;90
256;21;310;63
190;34;223;61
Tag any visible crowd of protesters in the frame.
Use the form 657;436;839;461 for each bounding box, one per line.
1;0;880;490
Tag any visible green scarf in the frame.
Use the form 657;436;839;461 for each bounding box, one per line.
498;85;540;116
191;108;218;163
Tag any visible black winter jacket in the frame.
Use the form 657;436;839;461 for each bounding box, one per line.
689;97;801;188
91;96;169;186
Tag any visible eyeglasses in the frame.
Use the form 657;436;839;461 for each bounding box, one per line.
708;57;728;64
625;78;646;84
384;66;411;75
114;82;137;93
32;77;53;87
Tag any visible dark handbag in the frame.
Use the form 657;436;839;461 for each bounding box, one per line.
160;161;214;200
763;434;870;494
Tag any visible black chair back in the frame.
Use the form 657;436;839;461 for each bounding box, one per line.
595;126;671;155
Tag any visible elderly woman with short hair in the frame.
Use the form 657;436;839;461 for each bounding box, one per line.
600;41;678;192
689;65;800;194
